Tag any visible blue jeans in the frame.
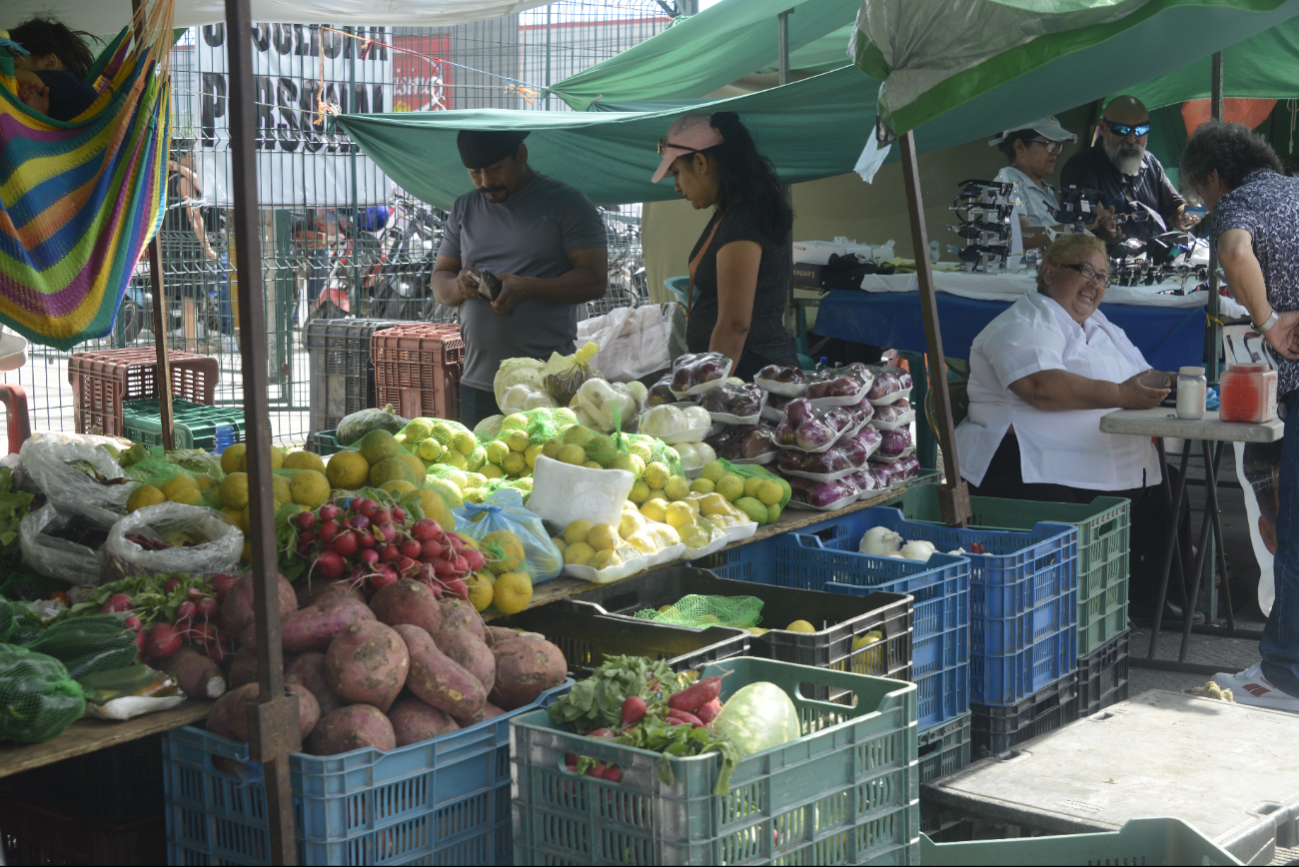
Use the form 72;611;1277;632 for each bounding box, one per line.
1261;398;1299;696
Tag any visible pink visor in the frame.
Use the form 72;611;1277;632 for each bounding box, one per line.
651;114;724;183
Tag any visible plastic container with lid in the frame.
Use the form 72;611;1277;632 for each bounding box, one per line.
1175;366;1207;420
1219;364;1278;424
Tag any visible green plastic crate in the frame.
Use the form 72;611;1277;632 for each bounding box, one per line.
918;818;1242;865
894;487;1129;657
511;657;919;866
122;398;247;452
307;429;357;457
918;713;971;837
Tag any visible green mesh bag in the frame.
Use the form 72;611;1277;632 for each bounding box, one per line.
23;615;140;679
718;459;791;508
634;594;765;629
0;645;89;743
0;595;13;644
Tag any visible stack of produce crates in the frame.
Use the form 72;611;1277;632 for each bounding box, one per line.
511;657;919;865
371;323;464;422
1077;628;1131;717
919;818;1242;866
122;397;247;451
305;317;401;440
698;515;969;733
67;348;219;438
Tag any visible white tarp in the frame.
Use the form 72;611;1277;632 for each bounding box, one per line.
3;0;550;34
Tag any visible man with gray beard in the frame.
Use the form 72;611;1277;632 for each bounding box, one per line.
1061;95;1196;244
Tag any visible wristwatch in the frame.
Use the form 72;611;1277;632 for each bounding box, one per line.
1257;309;1280;334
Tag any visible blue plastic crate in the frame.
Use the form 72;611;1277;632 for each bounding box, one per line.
164;681;572;866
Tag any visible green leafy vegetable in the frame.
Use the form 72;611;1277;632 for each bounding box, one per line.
0;468;34;566
548;654;683;733
620;716;745;796
66;574;214;629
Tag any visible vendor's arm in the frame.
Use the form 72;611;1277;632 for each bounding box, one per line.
492;247;607;314
708;239;762;370
1218;228;1299;359
170;163;215;261
1009;369;1169;411
430;254;481;307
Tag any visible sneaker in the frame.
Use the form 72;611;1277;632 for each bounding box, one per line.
1211;663;1299;713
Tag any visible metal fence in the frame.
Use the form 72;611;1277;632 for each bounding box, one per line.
1;2;668;451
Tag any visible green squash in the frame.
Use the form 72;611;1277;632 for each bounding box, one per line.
336;404;408;446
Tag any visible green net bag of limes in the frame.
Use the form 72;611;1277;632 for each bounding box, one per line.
692;458;790;525
635;594;765;630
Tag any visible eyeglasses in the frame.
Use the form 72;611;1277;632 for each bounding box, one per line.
1029;139;1066;154
1061;261;1111;288
1103;120;1151;138
657;138;702;157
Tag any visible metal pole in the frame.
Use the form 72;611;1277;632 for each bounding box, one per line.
223;2;300;863
545;5;552;110
778;9;795;338
1207;50;1224;385
898;131;970;527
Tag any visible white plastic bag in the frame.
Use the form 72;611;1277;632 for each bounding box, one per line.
578;304;682;383
102;503;244;581
526;455;634;530
18;504;104;586
20;432;135;528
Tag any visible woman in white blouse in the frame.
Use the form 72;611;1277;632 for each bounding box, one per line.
955;233;1195;624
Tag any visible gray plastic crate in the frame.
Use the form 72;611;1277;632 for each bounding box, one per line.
921;690;1299;865
305;317;401;436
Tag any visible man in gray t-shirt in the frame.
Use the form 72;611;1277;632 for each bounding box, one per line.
433;129;608;427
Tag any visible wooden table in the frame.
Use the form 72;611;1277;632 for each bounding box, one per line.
0;700;213;780
487;479;927;621
1100;408;1283;671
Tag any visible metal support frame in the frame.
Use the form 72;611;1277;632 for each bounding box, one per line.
224;1;300;862
1207;51;1224;385
778;9;796;339
898;131;970;527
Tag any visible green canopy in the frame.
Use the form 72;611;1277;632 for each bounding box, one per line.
549;0;861;109
852;0;1299;138
1128;16;1299;108
337;65;878;210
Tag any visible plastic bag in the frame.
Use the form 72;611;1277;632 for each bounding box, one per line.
870;399;916;431
543;342;601;405
785;474;863;511
494;357;547;407
778;427;882;481
455;488;563;583
755;364;808;398
866;366;914;406
667;352;733;398
577;303;683;383
527;455;634;531
807;363;875;407
102;503;243;582
19;504;105;586
577;378;643;434
700;380;766;425
20;432;135;528
706;425;779;465
773;397;872;454
871;428;915;463
0;644;88;743
716;459;792;515
638;404;712;443
23;615;138;679
499;383;558;415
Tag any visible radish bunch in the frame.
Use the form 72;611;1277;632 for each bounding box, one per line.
92;571;235;664
294;498;483;602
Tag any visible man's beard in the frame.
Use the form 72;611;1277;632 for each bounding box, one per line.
1103;138;1145;176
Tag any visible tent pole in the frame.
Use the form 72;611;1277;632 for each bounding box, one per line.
132;0;173;450
224;1;300;864
778;8;796;341
898;131;970;527
1207;51;1224;385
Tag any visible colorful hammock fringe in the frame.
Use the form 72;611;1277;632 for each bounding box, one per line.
0;8;171;350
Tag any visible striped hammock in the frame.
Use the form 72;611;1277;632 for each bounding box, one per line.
0;0;172;350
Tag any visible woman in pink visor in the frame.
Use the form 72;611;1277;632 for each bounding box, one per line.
652;112;799;379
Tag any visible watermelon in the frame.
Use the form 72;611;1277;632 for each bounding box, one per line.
712;682;801;756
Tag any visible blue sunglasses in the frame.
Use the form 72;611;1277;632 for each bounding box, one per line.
1105;120;1151;137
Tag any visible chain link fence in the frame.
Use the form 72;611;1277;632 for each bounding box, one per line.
2;2;667;451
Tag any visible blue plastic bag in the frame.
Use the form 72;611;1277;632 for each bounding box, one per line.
453;489;563;584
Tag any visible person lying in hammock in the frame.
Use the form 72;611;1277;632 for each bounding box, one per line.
4;15;99;119
14;68;96;120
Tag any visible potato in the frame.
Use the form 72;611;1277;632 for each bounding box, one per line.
226;646;258;689
324;621;409;713
242;595;376;654
388;695;461;747
489;637;567;710
393;624;487;719
436;629;495;694
370;579;442;635
285;651;346;716
308;704;396;756
453;702;506;729
165;645;228;699
222;571;298;641
437;598;486;644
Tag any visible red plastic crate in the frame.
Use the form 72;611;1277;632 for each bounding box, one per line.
67;349;219;437
0;796;166;866
371;323;464;422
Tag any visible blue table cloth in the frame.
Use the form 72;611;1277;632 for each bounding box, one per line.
813;289;1206;372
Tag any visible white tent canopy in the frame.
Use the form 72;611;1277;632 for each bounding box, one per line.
2;0;550;33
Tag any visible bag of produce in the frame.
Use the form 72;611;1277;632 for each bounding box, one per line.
494;357;547;407
638;403;711;443
699;379;766;425
714;459;791;519
527;455;634;532
102;503;243;582
0;644;89;743
772;397;871;454
577;303;682;383
455;488;563;583
577;378;645;434
806;363;875;407
336;404;408;446
0;594;12;644
667;352;732;398
706;424;779;465
18;504;105;586
499;383;558;415
634;594;764;630
543;342;601;405
19;432;134;528
754;364;807;398
23;615;139;679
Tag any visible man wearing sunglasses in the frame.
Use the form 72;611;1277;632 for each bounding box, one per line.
1061;95;1196;243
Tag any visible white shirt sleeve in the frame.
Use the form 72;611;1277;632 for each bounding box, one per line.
984;306;1068;390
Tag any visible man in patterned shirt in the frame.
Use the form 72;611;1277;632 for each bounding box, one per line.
1183;121;1299;712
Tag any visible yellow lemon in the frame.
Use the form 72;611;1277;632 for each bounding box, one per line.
452;431;477;456
665;502;695;530
785;619;817;633
219;472;250;510
552;536;568;553
482;463;505;480
127;484;165;513
542;440;563;460
563;542;595;566
418;440;443;462
767;503;783;524
271;475;292;510
467;446;487;471
611;452;645;479
502;451;528;476
642;461;670;490
268;448;285;471
558;444;587;465
168;488;206;507
466;573;494;612
619;510;647;539
525;443;545;469
500;413;528;432
583;461;603;469
425;478;463;508
220;506;243;526
716;474;745;502
639;498;668;524
852;630;885;651
326;451;369;490
407;489;456;531
589;549;623;571
743;476;765;498
587;523;619;551
484;441;509;465
629;442;654;463
220;443;247;474
159;475;197;500
505;429;530;453
440;450;469;471
564;519;593;545
191;473;217;491
493;571;532;614
664;475;691;501
646;488;666;503
283;450;326;473
745;627;769;636
700;460;726;483
690;477;715;495
757;479;784;506
628;481;651;504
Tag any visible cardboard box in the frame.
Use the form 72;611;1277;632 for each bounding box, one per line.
792;262;824;288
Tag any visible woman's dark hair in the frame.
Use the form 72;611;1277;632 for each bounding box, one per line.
8;17;99;79
997;129;1039;162
701;112;792;243
1180;120;1284;191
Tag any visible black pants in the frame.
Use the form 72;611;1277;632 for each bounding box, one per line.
969;434;1195;609
458;384;500;431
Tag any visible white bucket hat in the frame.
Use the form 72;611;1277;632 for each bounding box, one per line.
988;116;1078;146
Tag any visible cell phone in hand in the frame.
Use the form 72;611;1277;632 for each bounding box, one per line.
468;269;502;301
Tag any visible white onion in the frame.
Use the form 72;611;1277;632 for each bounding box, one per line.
860;526;904;556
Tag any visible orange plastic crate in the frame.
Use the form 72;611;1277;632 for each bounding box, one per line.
67;349;219;437
371;324;463;422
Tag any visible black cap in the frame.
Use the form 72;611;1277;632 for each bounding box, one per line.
457;129;529;169
35;70;96;121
